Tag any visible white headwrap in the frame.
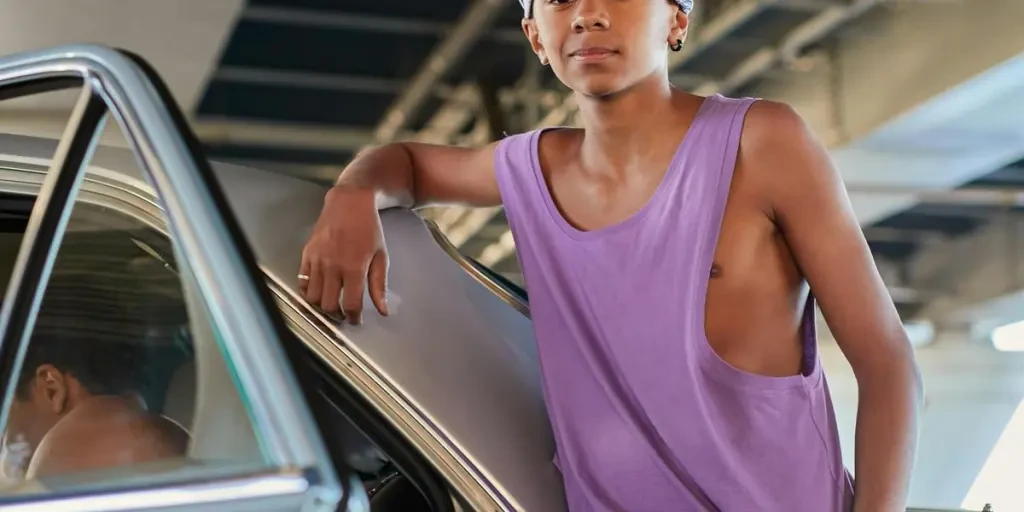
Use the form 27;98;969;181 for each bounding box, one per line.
518;0;694;18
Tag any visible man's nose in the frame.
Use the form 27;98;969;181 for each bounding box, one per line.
570;0;611;33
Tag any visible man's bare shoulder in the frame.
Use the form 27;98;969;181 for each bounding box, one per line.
730;98;844;225
739;99;834;187
741;99;815;152
28;399;190;478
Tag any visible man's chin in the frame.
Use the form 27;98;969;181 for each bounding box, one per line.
574;85;624;100
568;78;633;101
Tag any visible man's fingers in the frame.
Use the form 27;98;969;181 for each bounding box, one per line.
367;250;389;316
320;269;343;315
341;268;367;325
305;261;323;304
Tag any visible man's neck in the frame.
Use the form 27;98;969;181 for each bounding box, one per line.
574;75;695;176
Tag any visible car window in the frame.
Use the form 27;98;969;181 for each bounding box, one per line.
0;194;269;493
0;196;32;295
0;46;352;510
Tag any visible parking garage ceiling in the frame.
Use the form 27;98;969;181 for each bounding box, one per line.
0;0;1022;325
191;0;1024;324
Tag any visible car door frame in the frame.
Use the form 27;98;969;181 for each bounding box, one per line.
0;44;359;511
0;151;470;512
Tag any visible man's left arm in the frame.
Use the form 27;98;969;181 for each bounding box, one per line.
742;101;923;512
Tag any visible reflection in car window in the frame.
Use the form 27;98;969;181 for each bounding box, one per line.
0;197;267;492
0;195;32;296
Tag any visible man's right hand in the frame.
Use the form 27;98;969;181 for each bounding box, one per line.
297;141;503;324
300;186;389;325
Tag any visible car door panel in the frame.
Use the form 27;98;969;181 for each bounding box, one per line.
212;158;567;510
0;45;360;511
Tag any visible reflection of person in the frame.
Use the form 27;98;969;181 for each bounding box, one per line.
2;297;189;479
300;1;922;510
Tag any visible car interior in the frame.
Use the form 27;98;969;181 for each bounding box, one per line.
0;190;443;511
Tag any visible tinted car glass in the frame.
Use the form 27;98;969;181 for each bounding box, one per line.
0;197;269;493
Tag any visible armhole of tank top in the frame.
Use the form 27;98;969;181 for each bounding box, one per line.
492;133;516;209
699;97;824;388
800;290;822;382
695;97;757;307
493;131;540;254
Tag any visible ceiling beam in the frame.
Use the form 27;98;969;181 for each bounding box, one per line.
241;5;522;43
213;67;410;95
845;185;1024;208
372;0;508;144
211;66;489;108
193;117;380;152
862;227;939;243
0;109;376;163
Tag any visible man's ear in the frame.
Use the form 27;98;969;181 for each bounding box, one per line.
668;8;690;47
34;365;68;415
521;19;549;65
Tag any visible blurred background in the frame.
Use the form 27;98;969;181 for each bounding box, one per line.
1;0;1023;509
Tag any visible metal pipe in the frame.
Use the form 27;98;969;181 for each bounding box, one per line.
5;110;384;152
372;0;506;144
694;0;883;96
778;0;882;64
847;185;1024;207
196;117;379;151
242;5;523;44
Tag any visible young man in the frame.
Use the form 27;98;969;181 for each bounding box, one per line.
300;0;922;510
1;282;189;480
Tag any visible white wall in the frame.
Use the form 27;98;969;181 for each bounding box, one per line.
0;0;244;113
755;0;1024;145
916;218;1024;335
820;336;1024;510
0;0;245;144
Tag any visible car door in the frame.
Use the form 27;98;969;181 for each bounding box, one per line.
0;44;366;511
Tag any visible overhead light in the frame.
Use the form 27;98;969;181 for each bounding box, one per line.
903;320;936;348
991;320;1024;352
961;398;1024;511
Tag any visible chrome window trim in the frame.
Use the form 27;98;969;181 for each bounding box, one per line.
271;281;514;511
0;168;356;511
425;219;531;318
0;469;340;512
0;468;368;512
0;45;341;510
0;162;514;511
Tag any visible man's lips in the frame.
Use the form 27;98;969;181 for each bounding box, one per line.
569;47;617;62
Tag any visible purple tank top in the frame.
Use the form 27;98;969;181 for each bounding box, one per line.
493;94;855;511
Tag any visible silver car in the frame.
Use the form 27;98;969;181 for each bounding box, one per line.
0;45;562;512
0;45;996;512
